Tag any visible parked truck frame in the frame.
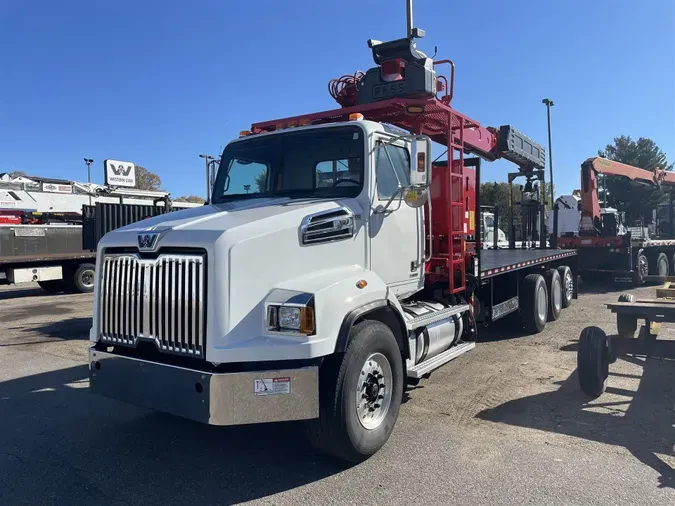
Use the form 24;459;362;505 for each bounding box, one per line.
88;7;577;462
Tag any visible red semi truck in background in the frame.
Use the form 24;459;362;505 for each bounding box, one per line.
559;157;675;284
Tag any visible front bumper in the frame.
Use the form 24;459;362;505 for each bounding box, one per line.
88;347;319;426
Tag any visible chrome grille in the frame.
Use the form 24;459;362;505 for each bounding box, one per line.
99;253;206;357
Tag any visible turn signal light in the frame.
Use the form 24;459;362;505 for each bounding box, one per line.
417;152;426;172
349;113;364;121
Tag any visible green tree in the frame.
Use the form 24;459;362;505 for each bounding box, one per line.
599;136;672;172
254;171;266;192
597;136;672;223
174;195;206;203
134;165;162;191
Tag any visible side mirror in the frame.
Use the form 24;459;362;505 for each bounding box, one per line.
409;136;432;187
404;136;432;208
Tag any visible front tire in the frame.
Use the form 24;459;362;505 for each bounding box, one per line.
578;326;609;398
68;263;96;293
306;320;404;462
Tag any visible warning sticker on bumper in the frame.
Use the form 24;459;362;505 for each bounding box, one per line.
254;377;291;396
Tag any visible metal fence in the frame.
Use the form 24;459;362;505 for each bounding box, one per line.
82;203;171;251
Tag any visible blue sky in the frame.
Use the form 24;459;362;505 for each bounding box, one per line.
1;0;673;198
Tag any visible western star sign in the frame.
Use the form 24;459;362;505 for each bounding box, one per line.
104;159;136;187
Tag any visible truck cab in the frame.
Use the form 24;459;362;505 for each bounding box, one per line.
89;117;463;461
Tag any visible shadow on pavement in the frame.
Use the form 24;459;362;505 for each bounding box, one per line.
478;336;675;490
0;365;350;505
24;317;92;340
0;287;52;301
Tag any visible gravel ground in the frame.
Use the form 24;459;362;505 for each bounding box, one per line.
0;282;673;505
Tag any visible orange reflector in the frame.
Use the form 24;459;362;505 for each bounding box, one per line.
349;113;364;121
298;117;311;126
299;307;315;334
417;152;425;172
406;105;425;114
356;279;368;289
239;130;252;137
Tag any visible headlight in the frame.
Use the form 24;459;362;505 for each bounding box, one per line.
266;305;315;335
279;307;301;329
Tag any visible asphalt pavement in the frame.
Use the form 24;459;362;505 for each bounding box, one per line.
0;282;673;505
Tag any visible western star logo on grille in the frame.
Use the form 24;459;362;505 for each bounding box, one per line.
104;159;136;188
137;233;158;250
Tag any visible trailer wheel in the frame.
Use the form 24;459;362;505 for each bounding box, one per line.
671;253;675;276
616;293;637;339
636;254;648;283
37;280;65;293
653;253;669;278
545;269;562;321
577;326;609;398
306;320;404;462
557;265;574;308
68;263;96;293
520;274;548;334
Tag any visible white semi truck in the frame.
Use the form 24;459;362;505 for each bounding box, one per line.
88;12;577;462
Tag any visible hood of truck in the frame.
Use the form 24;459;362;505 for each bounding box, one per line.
95;197;368;362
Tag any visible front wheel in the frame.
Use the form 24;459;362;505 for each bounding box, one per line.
306;320;404;462
67;263;96;293
578;326;609;398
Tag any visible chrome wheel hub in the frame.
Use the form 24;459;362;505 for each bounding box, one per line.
564;272;574;300
81;270;95;288
356;352;393;430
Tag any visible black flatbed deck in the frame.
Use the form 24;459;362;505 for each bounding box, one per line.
480;248;577;278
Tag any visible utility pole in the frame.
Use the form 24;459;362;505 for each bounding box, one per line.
542;98;555;209
83;158;94;205
199;154;215;203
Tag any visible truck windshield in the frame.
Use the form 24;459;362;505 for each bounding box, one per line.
212;125;364;202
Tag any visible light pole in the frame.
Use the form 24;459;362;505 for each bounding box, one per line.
199;154;215;203
243;184;251;194
542;98;555;209
83;158;94;205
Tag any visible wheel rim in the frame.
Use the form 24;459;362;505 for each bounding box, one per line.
552;278;562;311
537;285;547;322
638;257;648;279
564;272;574;301
356;352;393;430
80;269;95;288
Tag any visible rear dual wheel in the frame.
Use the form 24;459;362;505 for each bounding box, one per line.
520;274;548;334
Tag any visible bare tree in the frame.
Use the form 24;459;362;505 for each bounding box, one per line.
134;166;162;191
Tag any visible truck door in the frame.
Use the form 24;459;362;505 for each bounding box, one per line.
369;136;424;297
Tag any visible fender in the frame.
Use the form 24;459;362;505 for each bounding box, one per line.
271;265;409;359
335;299;409;358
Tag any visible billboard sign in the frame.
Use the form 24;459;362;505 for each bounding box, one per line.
42;183;73;194
104;159;136;187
